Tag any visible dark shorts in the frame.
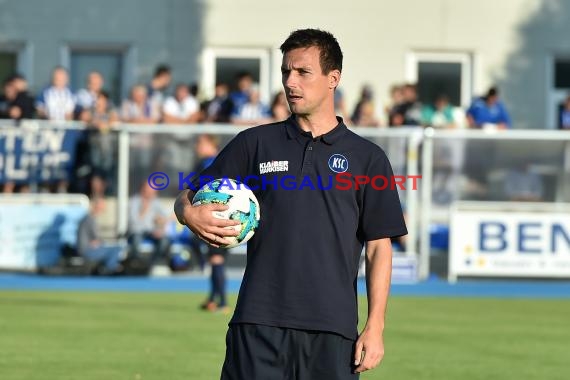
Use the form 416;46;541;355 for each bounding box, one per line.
220;323;359;380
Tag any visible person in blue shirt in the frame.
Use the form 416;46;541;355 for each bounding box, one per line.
560;95;570;130
191;134;229;313
467;87;512;129
229;72;253;117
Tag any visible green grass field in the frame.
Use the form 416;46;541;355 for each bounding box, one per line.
0;291;568;380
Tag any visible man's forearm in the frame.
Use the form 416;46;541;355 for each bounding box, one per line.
174;189;195;225
364;239;393;333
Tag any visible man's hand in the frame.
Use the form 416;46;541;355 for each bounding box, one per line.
174;189;240;247
353;327;384;373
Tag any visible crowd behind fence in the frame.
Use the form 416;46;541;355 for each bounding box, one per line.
2;118;569;278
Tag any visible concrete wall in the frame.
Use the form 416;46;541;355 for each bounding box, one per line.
0;0;205;97
1;0;570;128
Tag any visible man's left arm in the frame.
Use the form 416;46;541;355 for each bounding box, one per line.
354;237;393;373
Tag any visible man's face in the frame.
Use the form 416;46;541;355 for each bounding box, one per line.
159;73;172;90
88;72;104;92
175;85;189;101
52;69;68;88
281;46;339;117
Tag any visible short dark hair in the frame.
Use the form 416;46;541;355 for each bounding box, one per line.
154;64;171;77
280;29;343;74
486;87;498;98
98;90;110;100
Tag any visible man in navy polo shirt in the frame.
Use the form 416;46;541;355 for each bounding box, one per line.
174;29;407;379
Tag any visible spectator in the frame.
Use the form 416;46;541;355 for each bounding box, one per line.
0;74;34;121
390;83;422;126
203;82;233;123
0;77;19;120
10;74;35;120
85;91;119;198
147;64;172;111
77;197;125;275
189;82;199;98
334;87;351;124
127;182;170;266
231;84;272;126
467;87;512;129
75;71;105;120
351;85;380;127
120;84;160;123
422;94;456;128
162;83;202;124
229;72;253;116
36;66;75;121
560;95;570;130
386;84;405;126
504;162;544;201
270;91;290;122
187;134;219;272
188;134;229;312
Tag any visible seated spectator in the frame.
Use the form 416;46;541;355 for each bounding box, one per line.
203;82;233;123
270;91;290;122
467;87;511;129
504;162;544;202
120;84;160;123
85;91;119;198
162;83;202;124
231;84;273;126
127;182;170;265
36;66;75;121
351;85;380;127
0;74;34;121
75;71;105;120
77;197;125;275
390;83;422;127
560;95;570;130
229;72;253;116
422;94;456;128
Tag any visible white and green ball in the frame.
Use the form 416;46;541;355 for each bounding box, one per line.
192;178;260;248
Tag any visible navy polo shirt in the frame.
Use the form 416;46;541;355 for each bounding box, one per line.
192;116;407;340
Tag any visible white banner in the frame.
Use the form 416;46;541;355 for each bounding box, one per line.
449;202;570;281
0;194;89;271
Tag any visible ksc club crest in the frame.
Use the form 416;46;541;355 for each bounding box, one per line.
328;154;348;173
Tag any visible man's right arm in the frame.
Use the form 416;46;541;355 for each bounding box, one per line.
174;189;240;247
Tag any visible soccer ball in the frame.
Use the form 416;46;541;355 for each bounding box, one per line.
192;178;260;248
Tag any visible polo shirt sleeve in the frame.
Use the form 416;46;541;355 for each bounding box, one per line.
359;151;408;241
190;131;251;190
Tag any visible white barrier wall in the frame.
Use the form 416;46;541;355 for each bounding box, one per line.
449;202;570;281
0;194;89;271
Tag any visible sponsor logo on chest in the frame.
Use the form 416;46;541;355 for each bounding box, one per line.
259;160;289;174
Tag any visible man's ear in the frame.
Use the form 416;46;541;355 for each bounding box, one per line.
328;70;341;89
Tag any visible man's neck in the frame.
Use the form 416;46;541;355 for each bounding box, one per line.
295;112;339;137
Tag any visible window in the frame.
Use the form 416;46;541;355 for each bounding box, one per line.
0;52;17;82
554;59;570;89
70;51;123;106
546;56;570;129
202;48;271;104
216;57;261;91
406;52;473;107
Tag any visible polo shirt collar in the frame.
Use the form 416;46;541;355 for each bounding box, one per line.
285;115;347;145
